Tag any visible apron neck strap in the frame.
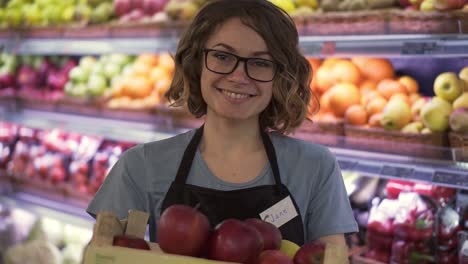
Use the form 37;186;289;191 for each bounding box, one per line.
174;124;283;187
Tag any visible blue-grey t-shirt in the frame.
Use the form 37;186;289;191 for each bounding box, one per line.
87;129;358;242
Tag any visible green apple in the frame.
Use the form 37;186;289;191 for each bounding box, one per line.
69;66;90;83
434;72;464;103
420;0;436;10
87;74;107;96
90;63;105;75
453;92;468;110
5;8;22;27
401;121;424;133
103;63;122;79
62;5;75;23
411;97;429;120
420;97;453;132
381;98;412;130
79;56;97;69
73;83;88;97
459;66;468;91
109;54;132;67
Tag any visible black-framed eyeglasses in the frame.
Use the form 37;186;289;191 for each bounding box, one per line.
203;48;278;82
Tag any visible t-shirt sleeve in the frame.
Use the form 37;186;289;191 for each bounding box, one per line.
305;150;358;241
86;146;148;220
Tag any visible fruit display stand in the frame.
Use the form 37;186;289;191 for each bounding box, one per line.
344;125;450;160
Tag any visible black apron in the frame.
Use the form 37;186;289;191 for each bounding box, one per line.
154;125;305;245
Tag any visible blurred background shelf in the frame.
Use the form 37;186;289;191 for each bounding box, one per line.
1;33;468;56
3;102;467;190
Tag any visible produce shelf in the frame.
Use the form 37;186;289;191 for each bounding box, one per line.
0;191;94;229
3;102;467;190
1;9;467;57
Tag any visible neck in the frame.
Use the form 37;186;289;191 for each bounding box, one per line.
200;116;263;157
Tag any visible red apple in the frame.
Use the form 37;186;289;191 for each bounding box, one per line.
257;250;293;264
113;234;150;250
114;0;132;17
207;219;263;264
157;204;211;257
244;218;282;250
293;241;326;264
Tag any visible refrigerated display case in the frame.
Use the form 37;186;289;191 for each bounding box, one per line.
0;3;468;263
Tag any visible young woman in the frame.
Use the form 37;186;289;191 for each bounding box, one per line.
87;0;358;247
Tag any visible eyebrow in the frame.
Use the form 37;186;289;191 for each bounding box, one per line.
211;43;272;57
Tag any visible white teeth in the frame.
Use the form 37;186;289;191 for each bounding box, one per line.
221;89;250;99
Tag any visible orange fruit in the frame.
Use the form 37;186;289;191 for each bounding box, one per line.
398;76;419;94
328;83;361;117
150;67;170;84
158;53;175;74
319;90;332;113
122;76;153;98
359;80;378;95
368;113;383;128
377;79;407;99
366;97;388;116
133;62;152;77
389;93;411;105
345;104;368;126
315;65;335;94
352;57;395;82
331;60;361;85
322;57;342;68
136;54;159;67
361;90;384;106
316;112;340;123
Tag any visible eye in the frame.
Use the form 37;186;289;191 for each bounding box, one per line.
250;59;274;68
212;52;233;62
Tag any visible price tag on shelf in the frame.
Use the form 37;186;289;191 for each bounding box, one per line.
381;165;414;179
433;171;468;188
401;42;440;55
338;160;357;171
354;162;381;175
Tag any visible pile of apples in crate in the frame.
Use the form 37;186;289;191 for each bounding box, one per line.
112;204;341;264
308;57;468;134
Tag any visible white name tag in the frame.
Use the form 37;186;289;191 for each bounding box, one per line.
259;196;298;228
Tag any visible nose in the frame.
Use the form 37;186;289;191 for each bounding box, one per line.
226;61;250;84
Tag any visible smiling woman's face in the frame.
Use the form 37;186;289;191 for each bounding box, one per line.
200;17;274;123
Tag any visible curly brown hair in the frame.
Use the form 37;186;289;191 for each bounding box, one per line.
165;0;319;134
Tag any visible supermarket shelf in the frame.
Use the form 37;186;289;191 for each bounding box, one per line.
11;37;180;55
332;147;468;190
299;34;468;57
0;192;94;229
2;32;468;56
2;102;467;190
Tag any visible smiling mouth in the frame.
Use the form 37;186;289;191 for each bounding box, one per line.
217;88;256;99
